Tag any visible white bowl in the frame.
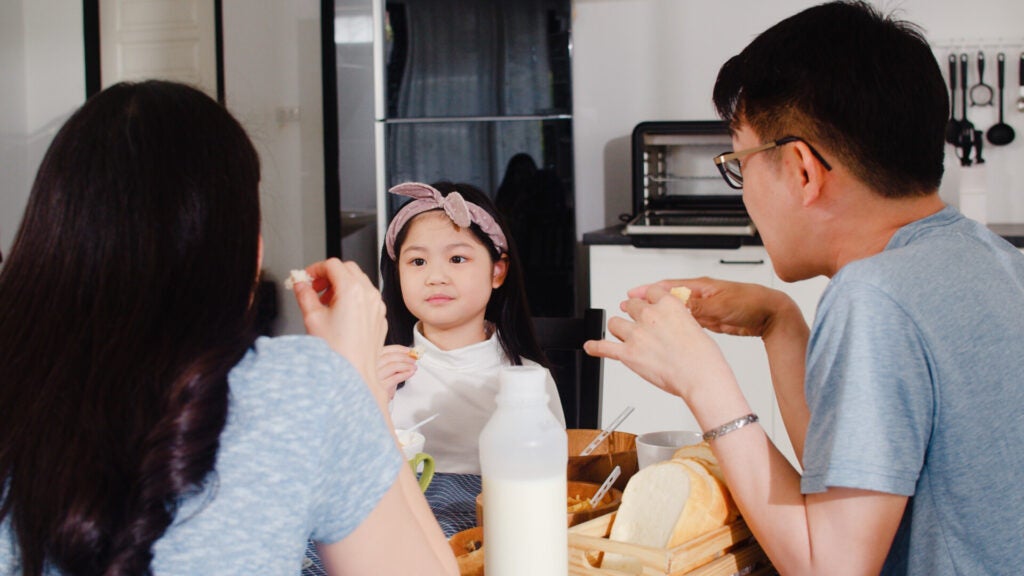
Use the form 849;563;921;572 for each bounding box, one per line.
396;429;426;460
635;430;702;469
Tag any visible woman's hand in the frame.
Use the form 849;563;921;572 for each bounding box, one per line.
292;259;387;392
378;345;419;401
630;277;797;339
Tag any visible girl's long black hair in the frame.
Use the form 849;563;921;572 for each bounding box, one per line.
380;181;547;367
0;80;262;575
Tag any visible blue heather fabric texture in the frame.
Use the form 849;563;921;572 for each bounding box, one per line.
802;207;1024;575
1;335;402;575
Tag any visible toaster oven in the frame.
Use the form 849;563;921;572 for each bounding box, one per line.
625;121;757;248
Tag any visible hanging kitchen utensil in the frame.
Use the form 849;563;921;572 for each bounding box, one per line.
957;54;975;166
973;129;985;164
1017;52;1024;112
969;51;994;107
945;54;961;144
986;53;1015;145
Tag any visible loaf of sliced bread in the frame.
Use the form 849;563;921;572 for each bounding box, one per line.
601;450;737;573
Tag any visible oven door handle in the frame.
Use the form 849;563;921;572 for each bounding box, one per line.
718;258;766;265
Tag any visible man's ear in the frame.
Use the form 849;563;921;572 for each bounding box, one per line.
789;140;828;207
492;254;509;289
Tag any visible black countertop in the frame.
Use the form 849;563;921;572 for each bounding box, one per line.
987;224;1024;248
585;223;1024;249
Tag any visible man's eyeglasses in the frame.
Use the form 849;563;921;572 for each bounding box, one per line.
713;136;833;190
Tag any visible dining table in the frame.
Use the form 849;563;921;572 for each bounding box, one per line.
301;472;481;575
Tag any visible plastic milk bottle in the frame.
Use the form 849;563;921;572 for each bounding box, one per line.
479;366;568;576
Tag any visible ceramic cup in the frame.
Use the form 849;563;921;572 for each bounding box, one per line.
635;430;703;469
397;429;435;492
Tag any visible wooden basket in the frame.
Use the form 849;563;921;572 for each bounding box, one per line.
568;512;775;576
568;429;639;491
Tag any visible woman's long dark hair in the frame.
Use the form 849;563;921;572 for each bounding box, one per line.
0;80;262;575
380;181;547;367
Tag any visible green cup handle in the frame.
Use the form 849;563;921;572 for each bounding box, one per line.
408;452;435;492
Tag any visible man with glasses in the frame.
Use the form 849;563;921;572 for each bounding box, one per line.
586;2;1024;575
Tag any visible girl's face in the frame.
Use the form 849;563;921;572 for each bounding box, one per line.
397;211;508;341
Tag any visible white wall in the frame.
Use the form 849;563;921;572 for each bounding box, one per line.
0;0;84;262
2;1;323;336
571;0;1024;235
0;0;28;259
222;0;325;336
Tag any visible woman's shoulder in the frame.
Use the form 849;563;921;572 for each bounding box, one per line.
229;335;361;400
237;335;348;375
222;335;382;455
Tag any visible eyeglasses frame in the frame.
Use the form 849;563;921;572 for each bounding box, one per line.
713;136;833;190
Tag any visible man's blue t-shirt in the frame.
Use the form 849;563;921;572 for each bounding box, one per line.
1;335;403;575
802;207;1024;575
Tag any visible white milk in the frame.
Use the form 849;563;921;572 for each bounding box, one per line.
482;475;567;576
479;366;569;576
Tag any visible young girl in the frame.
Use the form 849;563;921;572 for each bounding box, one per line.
379;181;565;474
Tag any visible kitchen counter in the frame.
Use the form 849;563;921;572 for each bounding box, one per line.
585;223;1024;248
987;223;1024;248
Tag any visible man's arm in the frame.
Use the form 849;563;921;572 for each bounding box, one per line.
637;278;812;462
585;285;905;574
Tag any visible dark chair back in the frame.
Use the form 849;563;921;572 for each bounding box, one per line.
532;308;605;429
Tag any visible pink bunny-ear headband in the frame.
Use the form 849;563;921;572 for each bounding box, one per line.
384;182;509;260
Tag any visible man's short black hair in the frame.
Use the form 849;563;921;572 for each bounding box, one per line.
713;1;947;197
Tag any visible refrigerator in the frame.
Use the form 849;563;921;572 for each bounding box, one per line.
325;0;576;316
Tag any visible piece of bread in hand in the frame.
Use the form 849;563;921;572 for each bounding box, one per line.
283;269;313;290
670;285;692;303
601;455;736;573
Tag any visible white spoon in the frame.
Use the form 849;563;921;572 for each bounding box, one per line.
579;406;635;457
398;413;439;444
589;465;621;508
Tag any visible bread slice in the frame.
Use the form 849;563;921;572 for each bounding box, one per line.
601;461;693;573
672;441;724;484
675;459;738;532
601;455;737;573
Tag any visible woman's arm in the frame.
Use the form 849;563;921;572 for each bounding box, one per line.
318;463;458;575
293;259;457;575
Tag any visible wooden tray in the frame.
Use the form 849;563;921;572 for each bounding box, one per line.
568;512;775;576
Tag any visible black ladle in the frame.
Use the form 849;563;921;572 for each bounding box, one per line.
986;53;1015;146
945;54;961;144
957;54;976;166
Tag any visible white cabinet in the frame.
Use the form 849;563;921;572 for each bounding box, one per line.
589;244;828;466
